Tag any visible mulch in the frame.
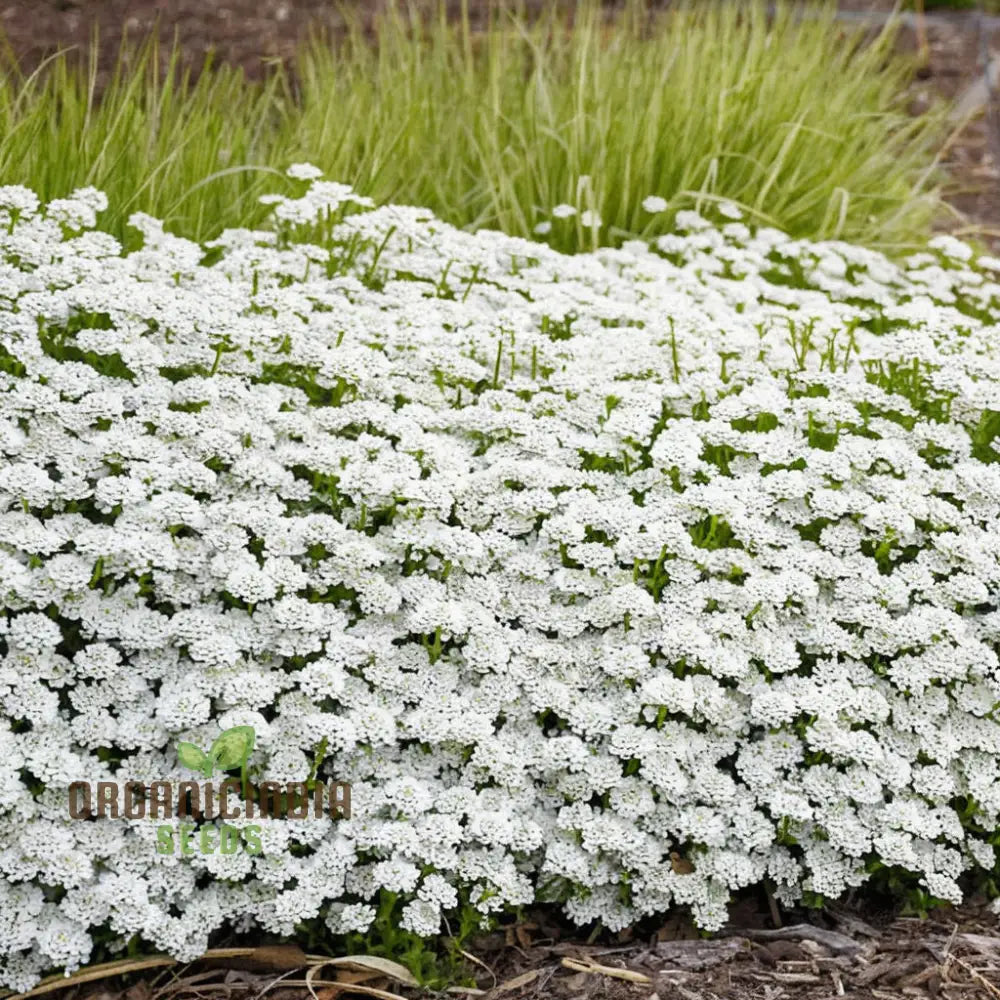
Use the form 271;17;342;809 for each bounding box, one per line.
17;896;1000;1000
448;897;1000;1000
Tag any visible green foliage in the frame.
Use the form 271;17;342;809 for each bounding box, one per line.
0;32;290;250
293;891;483;989
0;0;951;252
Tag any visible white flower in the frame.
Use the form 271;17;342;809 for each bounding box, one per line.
400;898;442;935
326;903;377;934
928;234;974;262
286;162;324;182
642;195;668;213
2;174;1000;988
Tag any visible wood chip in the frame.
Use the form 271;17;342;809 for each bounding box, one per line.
763;941;806;963
748;971;822;984
651;938;747;971
672;987;709;1000
831;968;845;996
957;933;1000;956
733;924;863;956
560;957;652;984
514;924;538;949
824;908;881;940
852;959;890;986
947;955;1000;1000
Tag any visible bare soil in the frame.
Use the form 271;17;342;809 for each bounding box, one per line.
892;5;1000;245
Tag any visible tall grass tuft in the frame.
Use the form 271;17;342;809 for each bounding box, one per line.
0;33;291;248
0;0;953;252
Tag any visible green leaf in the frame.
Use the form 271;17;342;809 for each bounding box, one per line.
209;725;255;772
176;741;210;775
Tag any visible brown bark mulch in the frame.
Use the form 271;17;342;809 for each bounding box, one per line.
15;896;1000;1000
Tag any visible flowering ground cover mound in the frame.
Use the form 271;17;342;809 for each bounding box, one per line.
4;168;1000;989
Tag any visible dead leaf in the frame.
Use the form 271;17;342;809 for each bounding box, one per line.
310;956;418;987
494;969;541;993
241;945;311;970
669;852;695;875
331;969;387;986
9;956;179;998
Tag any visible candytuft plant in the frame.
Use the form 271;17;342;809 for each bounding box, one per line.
4;169;1000;990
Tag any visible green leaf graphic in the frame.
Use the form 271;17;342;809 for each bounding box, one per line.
176;741;210;776
209;725;255;772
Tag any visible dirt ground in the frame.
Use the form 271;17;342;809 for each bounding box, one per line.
893;5;1000;244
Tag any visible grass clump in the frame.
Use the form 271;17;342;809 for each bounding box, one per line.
0;1;951;252
290;0;949;253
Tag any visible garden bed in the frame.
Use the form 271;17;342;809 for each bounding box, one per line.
4;167;1000;995
16;898;1000;998
4;5;1000;1000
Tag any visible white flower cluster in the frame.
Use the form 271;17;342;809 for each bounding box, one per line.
3;167;1000;987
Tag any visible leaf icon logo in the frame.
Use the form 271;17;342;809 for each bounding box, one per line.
176;726;255;778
